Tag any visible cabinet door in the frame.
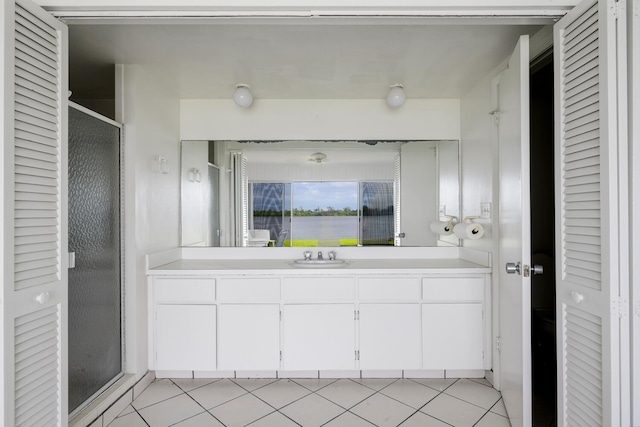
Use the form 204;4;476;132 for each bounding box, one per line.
359;304;421;370
155;305;216;371
218;304;280;370
283;304;355;370
422;304;483;370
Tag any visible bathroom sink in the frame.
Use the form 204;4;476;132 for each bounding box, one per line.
292;259;348;268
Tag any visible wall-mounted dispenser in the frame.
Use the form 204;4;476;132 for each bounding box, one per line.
453;216;484;240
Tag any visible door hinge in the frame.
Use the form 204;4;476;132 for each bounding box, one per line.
355;350;360;361
495;337;501;353
68;252;76;269
279;310;282;321
280;351;282;361
354;310;359;321
612;299;628;319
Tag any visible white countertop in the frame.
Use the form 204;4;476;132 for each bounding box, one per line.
148;258;491;275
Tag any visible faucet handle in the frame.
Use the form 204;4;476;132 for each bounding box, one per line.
328;251;336;260
303;251;312;260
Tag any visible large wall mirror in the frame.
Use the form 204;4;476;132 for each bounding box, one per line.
180;140;460;248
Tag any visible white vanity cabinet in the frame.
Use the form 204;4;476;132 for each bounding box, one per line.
358;278;422;369
283;304;356;370
421;276;486;369
216;278;281;370
148;256;492;376
282;277;356;370
153;278;217;371
218;304;280;370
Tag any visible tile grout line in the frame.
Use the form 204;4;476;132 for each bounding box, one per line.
132;377;504;427
175;384;229;427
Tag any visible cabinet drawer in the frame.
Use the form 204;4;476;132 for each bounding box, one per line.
422;277;484;302
217;278;280;301
283;277;355;301
358;278;420;301
155;278;216;303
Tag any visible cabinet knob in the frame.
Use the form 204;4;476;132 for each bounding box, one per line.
35;292;50;305
571;291;584;304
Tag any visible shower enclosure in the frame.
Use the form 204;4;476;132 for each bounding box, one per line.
67;104;122;415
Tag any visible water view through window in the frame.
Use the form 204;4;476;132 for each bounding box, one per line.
250;181;394;246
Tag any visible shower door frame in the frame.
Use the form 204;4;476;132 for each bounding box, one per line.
68;101;125;419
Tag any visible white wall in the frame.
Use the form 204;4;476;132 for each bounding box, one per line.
249;161;395;182
630;0;640;423
181;141;210;246
459;60;508;253
459;57;508;387
116;65;181;377
180;99;460;141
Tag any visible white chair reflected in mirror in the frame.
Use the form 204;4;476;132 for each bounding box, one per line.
247;229;270;247
275;230;288;247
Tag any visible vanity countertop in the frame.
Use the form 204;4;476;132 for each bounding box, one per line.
148;258;491;275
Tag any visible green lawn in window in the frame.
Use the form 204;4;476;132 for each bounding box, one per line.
287;239;358;247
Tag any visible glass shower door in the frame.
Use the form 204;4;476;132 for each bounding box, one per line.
68;105;122;414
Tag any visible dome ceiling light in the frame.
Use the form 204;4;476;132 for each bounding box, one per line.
386;84;406;109
233;84;253;108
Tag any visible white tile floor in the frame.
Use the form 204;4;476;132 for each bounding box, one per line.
108;377;510;427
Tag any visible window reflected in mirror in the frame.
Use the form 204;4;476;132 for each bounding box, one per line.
249;181;394;247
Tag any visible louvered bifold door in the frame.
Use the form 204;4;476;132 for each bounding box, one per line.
553;0;625;426
2;1;68;426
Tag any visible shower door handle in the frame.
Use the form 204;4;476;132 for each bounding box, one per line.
68;252;76;269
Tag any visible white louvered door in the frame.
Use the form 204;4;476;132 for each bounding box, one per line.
2;1;68;426
554;0;625;426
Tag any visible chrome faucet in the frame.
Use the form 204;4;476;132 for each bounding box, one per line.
328;251;336;260
317;251;323;260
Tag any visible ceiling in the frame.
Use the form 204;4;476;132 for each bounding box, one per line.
68;21;542;100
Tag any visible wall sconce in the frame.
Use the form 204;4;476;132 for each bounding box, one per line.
157;155;169;174
233;84;253;108
386;84;406;109
188;167;202;182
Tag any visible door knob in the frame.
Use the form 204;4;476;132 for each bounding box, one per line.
532;264;544;275
505;262;521;275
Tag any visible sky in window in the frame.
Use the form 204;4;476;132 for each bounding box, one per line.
293;182;358;210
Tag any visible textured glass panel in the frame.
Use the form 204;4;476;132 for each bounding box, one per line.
360;182;394;246
251;183;285;241
68;107;121;413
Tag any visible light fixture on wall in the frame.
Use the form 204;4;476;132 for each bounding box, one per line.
157;155;169;174
386;84;406;109
309;152;327;163
233;84;253;108
188;167;202;183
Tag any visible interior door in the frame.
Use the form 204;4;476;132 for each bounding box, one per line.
497;35;531;427
1;0;68;425
553;0;625;425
